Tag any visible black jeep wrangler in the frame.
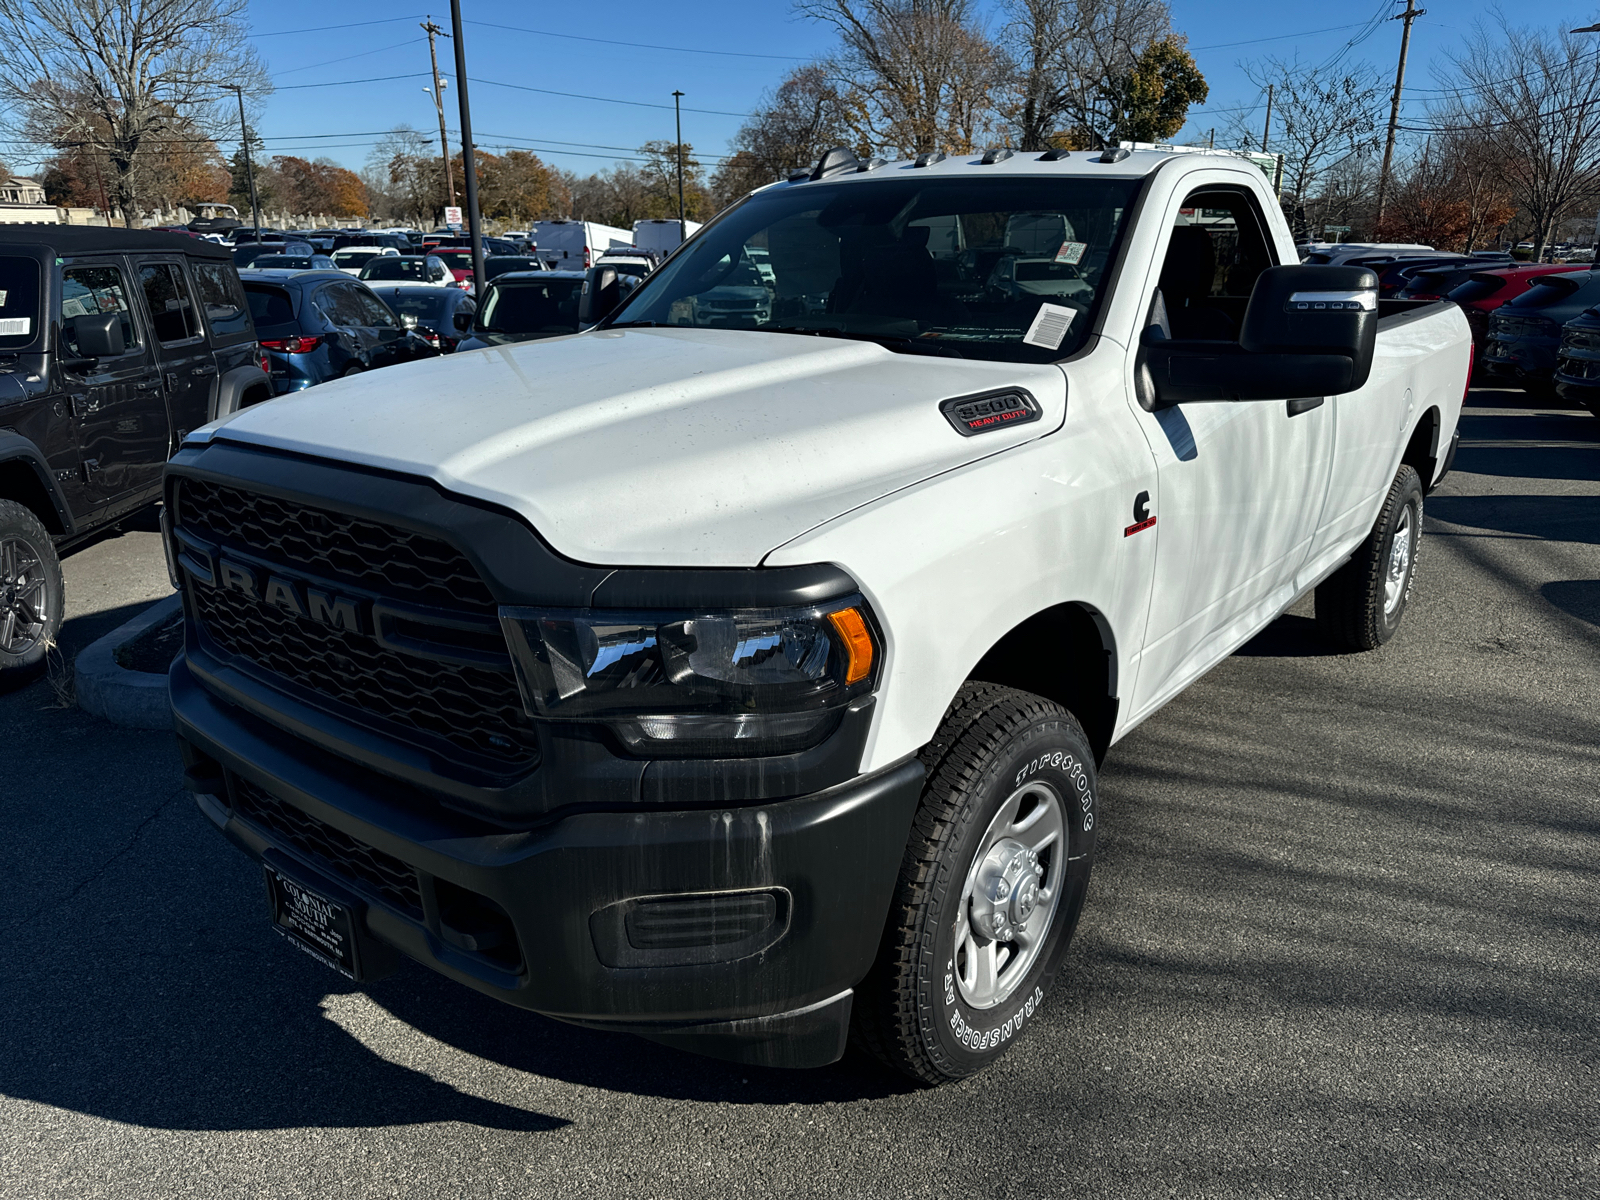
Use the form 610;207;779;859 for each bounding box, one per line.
0;227;269;681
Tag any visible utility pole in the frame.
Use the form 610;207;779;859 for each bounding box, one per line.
672;90;686;239
448;0;485;288
1375;0;1425;228
226;85;262;233
1260;84;1274;153
421;19;457;210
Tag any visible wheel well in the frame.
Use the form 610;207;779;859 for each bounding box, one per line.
0;457;65;535
967;603;1118;765
1402;406;1441;489
240;381;271;409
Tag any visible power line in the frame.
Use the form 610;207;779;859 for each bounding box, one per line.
251;16;425;38
271;69;752;117
270;37;425;79
1191;22;1369;52
466;19;807;61
275;71;430;90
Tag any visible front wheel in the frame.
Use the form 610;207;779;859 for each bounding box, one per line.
853;683;1097;1085
1315;463;1424;651
0;499;65;685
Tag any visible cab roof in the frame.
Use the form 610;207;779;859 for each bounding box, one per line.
0;225;233;257
769;146;1254;189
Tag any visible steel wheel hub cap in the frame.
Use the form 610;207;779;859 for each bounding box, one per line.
1385;506;1414;616
0;536;49;656
954;781;1067;1010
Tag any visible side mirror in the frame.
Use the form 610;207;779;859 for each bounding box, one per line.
452;309;473;332
1137;265;1378;409
579;266;621;325
67;313;126;364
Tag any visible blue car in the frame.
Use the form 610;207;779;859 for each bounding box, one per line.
241;268;438;394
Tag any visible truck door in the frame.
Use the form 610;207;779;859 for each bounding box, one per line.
1123;183;1334;715
57;259;170;506
133;258;212;442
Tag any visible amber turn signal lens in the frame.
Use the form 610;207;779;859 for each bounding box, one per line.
827;607;874;685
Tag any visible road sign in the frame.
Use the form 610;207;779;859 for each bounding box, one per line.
444;205;463;230
1324;225;1351;232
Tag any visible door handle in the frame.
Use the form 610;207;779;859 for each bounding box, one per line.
135;379;160;392
190;366;217;376
1287;396;1325;417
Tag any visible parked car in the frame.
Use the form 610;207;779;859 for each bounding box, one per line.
1482;269;1600;392
331;246;400;276
1300;242;1433;266
482;255;546;282
363;283;476;353
251;254;338;271
241;269;438;393
166;148;1469;1082
0;226;269;681
357;255;454;287
1552;309;1600;417
594;250;657;281
233;242;313;268
1395;262;1508;302
455;270;601;349
632;217;701;254
1377;255;1498;298
1445;264;1591;361
428;248;478;290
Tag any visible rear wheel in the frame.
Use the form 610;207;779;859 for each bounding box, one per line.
341;362;365;377
853;683;1097;1085
1315;463;1423;651
0;499;65;684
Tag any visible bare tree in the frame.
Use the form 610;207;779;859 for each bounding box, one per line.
1230;57;1383;239
0;0;267;224
1442;18;1600;261
716;65;855;195
798;0;1003;156
998;0;1177;150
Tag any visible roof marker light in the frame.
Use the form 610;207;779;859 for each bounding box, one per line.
913;150;946;168
1097;146;1131;163
980;147;1015;164
1039;147;1072;161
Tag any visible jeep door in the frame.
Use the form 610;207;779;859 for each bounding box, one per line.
57;258;170;507
133;257;212;442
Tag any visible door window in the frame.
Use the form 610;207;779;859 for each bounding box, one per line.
352;287;398;327
1158;189;1279;341
138;262;201;344
314;283;368;327
60;265;140;356
192;260;252;340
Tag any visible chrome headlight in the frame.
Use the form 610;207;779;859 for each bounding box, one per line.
500;598;879;757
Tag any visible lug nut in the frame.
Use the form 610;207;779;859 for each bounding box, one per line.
996;880;1009;898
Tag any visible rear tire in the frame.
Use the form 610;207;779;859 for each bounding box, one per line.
853;682;1097;1086
0;498;65;685
341;363;365;377
1315;464;1423;651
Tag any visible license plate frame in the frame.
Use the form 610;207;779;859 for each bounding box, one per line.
264;863;371;981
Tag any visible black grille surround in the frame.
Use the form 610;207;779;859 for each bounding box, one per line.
179;477;496;609
232;776;424;917
174;476;540;773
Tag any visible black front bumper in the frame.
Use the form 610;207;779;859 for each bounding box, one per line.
173;658;923;1068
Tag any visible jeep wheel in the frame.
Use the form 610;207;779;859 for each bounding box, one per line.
853;682;1097;1085
0;499;65;684
1315;463;1424;651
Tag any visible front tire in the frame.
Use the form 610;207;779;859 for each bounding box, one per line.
853;683;1098;1085
1315;463;1424;651
0;499;65;684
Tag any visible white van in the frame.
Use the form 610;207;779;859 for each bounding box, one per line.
529;220;634;270
632;219;703;255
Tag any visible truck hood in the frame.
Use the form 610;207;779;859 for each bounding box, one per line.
205;326;1066;566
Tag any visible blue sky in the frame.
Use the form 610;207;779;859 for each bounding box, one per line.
240;0;1600;180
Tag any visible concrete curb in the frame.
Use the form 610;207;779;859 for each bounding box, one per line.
74;592;181;730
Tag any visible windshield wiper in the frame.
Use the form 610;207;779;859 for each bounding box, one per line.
762;326;965;358
607;320;664;328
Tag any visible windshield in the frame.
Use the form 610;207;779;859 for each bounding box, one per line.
361;258;432;281
334;250;384;267
608;175;1142;361
1512;274;1591;309
0;255;41;349
484;256;544;279
432;249;473;271
386;293;452;323
254;256;318;269
476;278;585;334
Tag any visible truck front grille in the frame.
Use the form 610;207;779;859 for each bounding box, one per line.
176;477;539;771
233;776;424;917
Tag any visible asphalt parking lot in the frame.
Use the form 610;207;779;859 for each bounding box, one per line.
1;384;1595;1199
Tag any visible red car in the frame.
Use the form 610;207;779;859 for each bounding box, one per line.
1449;263;1591;365
427;247;477;293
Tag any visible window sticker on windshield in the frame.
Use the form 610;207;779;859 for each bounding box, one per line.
0;291;8;305
0;317;30;335
1023;303;1075;350
1055;242;1087;265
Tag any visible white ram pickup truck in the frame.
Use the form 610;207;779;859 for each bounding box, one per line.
165;146;1469;1084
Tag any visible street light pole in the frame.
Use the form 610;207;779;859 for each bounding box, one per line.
673;90;686;240
421;18;457;210
448;0;485;288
